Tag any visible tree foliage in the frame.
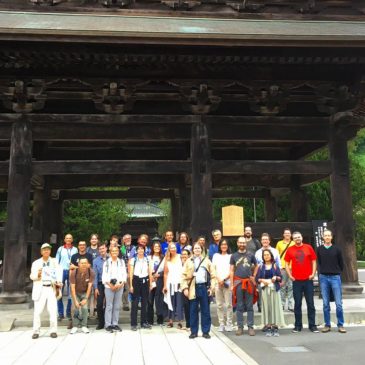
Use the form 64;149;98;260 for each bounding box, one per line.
157;199;172;236
63;199;129;243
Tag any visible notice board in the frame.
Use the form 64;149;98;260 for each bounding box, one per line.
222;205;244;236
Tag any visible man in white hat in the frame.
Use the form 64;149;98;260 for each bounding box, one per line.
30;243;62;339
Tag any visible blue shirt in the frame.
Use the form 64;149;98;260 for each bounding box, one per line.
208;242;219;261
93;255;108;289
56;246;78;270
161;242;181;255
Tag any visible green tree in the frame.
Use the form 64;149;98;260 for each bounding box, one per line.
157;199;172;236
63;199;129;243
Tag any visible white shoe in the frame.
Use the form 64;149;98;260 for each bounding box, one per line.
70;327;78;335
225;325;233;332
81;326;90;334
218;324;225;332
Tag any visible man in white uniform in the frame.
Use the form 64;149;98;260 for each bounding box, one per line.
30;243;62;339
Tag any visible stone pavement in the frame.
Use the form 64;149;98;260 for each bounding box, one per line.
1;284;364;329
226;325;365;365
0;326;253;365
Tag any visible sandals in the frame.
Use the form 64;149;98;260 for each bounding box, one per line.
167;322;173;328
177;323;183;330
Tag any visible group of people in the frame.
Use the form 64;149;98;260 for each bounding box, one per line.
30;226;347;340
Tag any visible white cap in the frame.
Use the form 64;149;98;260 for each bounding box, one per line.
41;243;52;250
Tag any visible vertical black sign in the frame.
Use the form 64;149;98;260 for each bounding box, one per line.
312;220;328;247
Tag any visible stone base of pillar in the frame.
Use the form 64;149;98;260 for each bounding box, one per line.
342;283;364;297
0;291;28;304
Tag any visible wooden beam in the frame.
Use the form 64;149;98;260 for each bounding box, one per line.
0;115;330;142
45;173;329;190
0;159;332;176
48;174;182;189
60;189;174;200
212;160;331;175
32;160;191;175
0;114;328;125
0;188;273;201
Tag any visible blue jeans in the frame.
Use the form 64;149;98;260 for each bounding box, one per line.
190;284;211;335
292;280;316;329
57;269;72;317
319;274;344;327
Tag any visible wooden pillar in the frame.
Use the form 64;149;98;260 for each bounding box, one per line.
0;116;32;304
178;186;192;233
190;120;213;242
171;192;180;236
290;175;308;221
48;197;64;246
31;188;46;262
329;125;358;285
264;190;277;222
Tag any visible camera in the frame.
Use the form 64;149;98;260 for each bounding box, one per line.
110;278;117;285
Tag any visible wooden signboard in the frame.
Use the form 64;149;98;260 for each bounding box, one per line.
222;205;244;236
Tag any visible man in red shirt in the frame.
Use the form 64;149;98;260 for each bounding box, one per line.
285;231;318;333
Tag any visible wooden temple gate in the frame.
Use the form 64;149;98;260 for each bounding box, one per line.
0;0;365;302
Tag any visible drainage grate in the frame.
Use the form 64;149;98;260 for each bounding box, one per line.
274;346;310;353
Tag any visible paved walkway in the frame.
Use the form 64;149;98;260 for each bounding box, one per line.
0;326;253;365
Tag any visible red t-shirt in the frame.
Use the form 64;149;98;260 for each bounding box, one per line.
284;243;317;280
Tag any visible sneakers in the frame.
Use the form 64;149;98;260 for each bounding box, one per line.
50;332;57;338
70;327;78;334
81;327;90;334
141;323;152;329
32;333;39;339
235;327;243;336
189;333;198;339
112;325;122;332
96;324;104;330
322;326;331;333
218;324;225;332
248;328;255;336
202;333;211;339
131;326;138;331
225;325;233;332
338;327;347;333
265;328;273;337
105;326;113;332
310;326;319;333
292;327;302;333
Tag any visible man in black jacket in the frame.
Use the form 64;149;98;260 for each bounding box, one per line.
317;229;346;333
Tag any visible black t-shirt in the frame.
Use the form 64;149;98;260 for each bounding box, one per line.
230;251;256;278
71;252;94;267
317;245;344;275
